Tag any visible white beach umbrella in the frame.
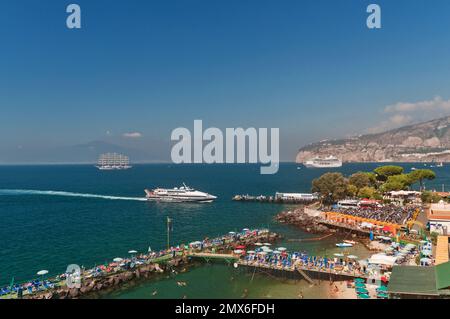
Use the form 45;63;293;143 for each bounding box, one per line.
247;250;256;254
128;250;138;254
263;243;272;246
277;247;287;251
254;243;263;246
422;250;432;256
233;249;243;254
272;250;281;254
242;228;250;231
347;255;358;259
113;258;123;263
334;253;344;257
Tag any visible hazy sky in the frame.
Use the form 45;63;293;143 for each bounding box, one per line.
2;0;450;162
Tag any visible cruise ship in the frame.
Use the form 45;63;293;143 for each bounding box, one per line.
96;153;132;170
303;156;342;168
144;183;217;203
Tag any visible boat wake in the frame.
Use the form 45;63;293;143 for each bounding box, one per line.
0;189;148;201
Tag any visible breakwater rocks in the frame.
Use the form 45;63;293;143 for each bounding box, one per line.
25;259;186;299
276;207;330;234
24;231;281;299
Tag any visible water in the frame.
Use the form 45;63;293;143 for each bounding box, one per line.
0;163;447;297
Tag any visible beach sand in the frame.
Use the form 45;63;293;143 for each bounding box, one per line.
327;281;357;299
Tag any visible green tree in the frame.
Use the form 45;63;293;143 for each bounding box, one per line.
380;174;412;192
357;186;377;199
349;172;371;189
312;172;349;204
347;184;358;197
408;169;436;191
374;165;404;182
421;190;441;203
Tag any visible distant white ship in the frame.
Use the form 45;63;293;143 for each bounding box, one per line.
304;156;342;168
96;153;132;170
144;183;217;203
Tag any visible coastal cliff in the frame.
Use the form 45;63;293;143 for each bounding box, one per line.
296;116;450;163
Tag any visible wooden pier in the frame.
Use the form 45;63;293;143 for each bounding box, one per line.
186;252;367;283
237;261;368;283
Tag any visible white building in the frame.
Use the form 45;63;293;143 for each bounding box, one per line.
428;201;450;235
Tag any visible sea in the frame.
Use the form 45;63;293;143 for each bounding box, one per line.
0;163;447;298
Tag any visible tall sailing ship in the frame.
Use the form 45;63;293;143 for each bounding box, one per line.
96;153;132;170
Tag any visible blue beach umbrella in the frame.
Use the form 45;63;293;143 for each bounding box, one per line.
358;294;370;299
355;283;366;288
356;288;369;294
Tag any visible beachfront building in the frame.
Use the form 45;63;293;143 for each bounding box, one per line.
387;262;450;298
274;192;318;201
384;190;421;205
428;201;450;235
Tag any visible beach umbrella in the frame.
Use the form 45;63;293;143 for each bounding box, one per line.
377;286;388;292
354;278;365;283
358;294;370;299
236;245;246;249
233;249;243;254
420;257;432;264
229;231;236;235
242;228;250;231
255;243;263;246
356;288;369;294
347;255;358;259
265;249;273;253
334;253;344;257
272;250;281;254
355;283;366;288
263;243;272;246
421;250;432;256
247;250;256;254
128;250;138;254
113;258;123;263
277;247;287;251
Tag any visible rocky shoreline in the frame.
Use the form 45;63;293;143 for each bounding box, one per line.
275;206;331;234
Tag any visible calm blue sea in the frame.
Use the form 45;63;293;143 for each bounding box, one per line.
0;163;447;296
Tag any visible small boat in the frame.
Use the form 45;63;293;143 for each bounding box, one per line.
343;240;357;245
336;243;353;248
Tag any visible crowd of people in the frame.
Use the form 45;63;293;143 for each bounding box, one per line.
332;204;420;225
242;249;366;277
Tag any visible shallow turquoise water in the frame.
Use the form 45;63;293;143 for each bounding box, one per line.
0;162;446;297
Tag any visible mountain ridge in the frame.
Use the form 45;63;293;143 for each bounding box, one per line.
296;115;450;163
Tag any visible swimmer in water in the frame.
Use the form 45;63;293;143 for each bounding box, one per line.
152;290;158;296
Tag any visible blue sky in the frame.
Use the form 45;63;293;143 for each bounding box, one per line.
2;0;450;162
